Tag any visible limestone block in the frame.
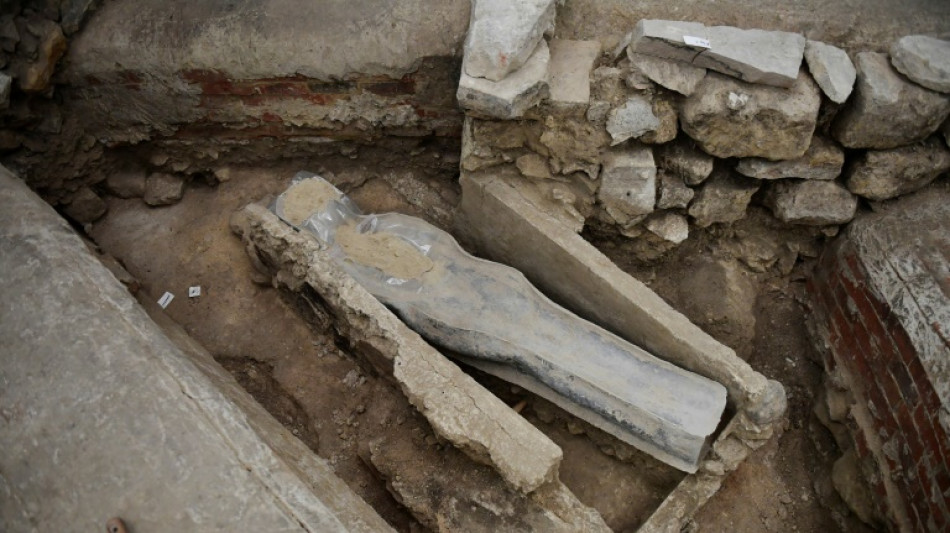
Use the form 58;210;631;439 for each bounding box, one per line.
144;173;185;206
646;212;689;244
627;51;706;96
463;0;556;81
688;170;759;227
693;26;806;88
547;39;601;113
63;186;107;223
656;138;715;185
736;136;844;180
890;35;950;94
764;180;857;225
845;137;950;201
458;40;550;119
680;70;821;160
606;96;659;145
804;40;856;103
657;171;695;209
833;52;950;149
598;147;657;226
630;19;710;64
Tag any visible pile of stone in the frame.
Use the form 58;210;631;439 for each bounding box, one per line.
458;7;950;257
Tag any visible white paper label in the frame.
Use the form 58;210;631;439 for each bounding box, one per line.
158;292;174;309
683;35;711;48
189;286;201;298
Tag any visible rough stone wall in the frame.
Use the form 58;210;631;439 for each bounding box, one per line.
807;188;950;532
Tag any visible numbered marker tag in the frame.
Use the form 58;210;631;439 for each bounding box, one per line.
683;35;712;49
158;292;174;309
189;286;201;298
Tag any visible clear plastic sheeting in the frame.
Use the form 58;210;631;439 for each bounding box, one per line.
272;173;728;472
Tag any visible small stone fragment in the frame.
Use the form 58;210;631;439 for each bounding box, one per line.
105;167;148;199
606;96;659;145
547;39;600;114
19;21;66;93
627;51;706;96
845;138;950;201
890;35;950;94
693;26;806;88
463;0;556;81
516;153;552;180
688;170;759;228
645;212;689;244
458;40;550;120
680;70;821;160
735;136;844;180
598;147;657;226
0;71;10;110
804;40;856;103
63;187;107;223
144;173;186;206
655;138;715;185
630;19;710;64
641;95;678;144
657;171;695;209
764;180;857;225
833;52;950;149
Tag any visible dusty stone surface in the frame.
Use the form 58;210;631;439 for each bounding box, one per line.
694;26;806;88
0;71;10;110
606;96;660;145
656;137;715;185
233;204;564;493
764;179;858;225
641;95;679;144
547;39;601;113
458;40;550;119
688;170;760;228
890;35;950;93
144;172;185;206
627;51;706;96
833;52;950;149
18;19;66;92
516;152;553;180
0;166;392;533
598;147;657;226
105;167;147;199
540;117;610;176
845;137;950;200
630;19;710;64
63;186;107;223
646;212;689;244
463;0;556;82
736;136;844;180
804;40;856;103
657;171;695;209
680;70;821;160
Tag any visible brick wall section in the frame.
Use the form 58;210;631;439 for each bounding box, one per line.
808;190;950;532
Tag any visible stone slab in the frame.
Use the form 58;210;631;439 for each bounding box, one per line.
890;35;950;94
547;39;601;112
630;19;710;64
458;39;550;119
0;165;392;533
693;26;806;88
627;51;707;96
463;0;556;81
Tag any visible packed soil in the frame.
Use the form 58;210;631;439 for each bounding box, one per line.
87;145;874;532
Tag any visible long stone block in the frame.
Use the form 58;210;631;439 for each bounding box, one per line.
463;0;556;82
693;26;805;88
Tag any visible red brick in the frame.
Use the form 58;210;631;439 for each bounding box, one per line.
889;359;920;407
913;404;948;466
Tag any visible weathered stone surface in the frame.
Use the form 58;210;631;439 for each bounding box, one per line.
463;0;556;82
547;39;600;113
606;96;659;145
804;40;856;103
845;137;950;201
105;167;147;198
144;172;185;206
890;35;950;94
688;170;760;227
598;147;657;226
646;211;689;244
832;449;878;527
630;19;710;64
657;171;695;209
833;52;950;149
693;26;806;88
764;180;857;225
19;20;66;92
0;166;393;533
656;137;715;185
627;51;706;96
0;71;10;110
736;136;844;180
641;95;678;144
63;186;107;223
458;40;550;119
539;117;610;176
516;152;552;180
681;70;821;160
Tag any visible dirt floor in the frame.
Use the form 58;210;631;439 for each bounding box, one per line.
86;145;876;532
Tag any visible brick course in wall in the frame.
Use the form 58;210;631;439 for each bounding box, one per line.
808;188;950;531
